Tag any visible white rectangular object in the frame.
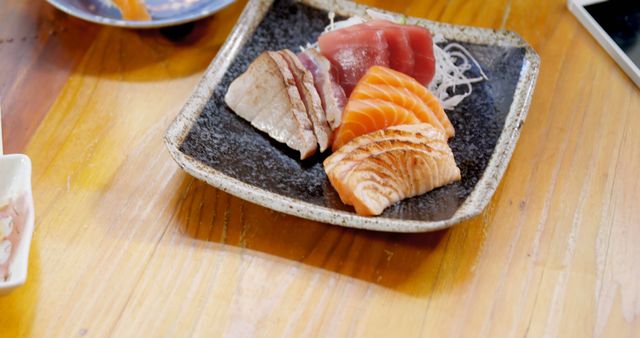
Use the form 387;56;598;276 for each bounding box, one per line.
0;155;35;295
568;0;640;87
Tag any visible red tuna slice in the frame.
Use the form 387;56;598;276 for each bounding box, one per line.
367;20;435;86
365;20;415;76
318;27;390;96
403;25;435;85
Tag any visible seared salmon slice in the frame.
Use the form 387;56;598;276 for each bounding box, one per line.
324;124;460;216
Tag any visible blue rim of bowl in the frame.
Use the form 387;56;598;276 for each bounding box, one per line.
46;0;237;29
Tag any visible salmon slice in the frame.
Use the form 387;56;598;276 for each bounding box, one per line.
350;82;445;133
325;124;447;173
361;66;454;137
346;147;460;216
332;99;421;151
325;124;450;204
329;139;452;206
324;124;460;216
112;0;151;21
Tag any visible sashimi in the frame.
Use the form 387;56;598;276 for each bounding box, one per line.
324;124;461;216
325;124;447;173
225;51;317;159
405;25;436;85
280;49;332;152
332;99;420;151
326;125;451;205
318;28;389;96
360;66;454;137
367;21;436;85
363;20;415;75
350;82;445;133
297;49;347;130
318;20;436;95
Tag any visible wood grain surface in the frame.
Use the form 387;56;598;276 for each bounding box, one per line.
1;0;639;337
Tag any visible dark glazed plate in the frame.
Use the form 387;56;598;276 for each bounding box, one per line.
164;0;540;232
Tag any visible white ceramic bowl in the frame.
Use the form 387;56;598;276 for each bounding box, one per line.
0;154;35;296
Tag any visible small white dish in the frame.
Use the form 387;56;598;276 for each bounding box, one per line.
0;154;35;295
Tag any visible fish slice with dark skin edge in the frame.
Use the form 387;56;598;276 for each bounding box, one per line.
279;49;332;152
225;51;317;159
297;49;347;130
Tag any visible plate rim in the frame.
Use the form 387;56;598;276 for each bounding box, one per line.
164;0;541;233
46;0;236;29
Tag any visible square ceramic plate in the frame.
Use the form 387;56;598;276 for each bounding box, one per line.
164;0;540;232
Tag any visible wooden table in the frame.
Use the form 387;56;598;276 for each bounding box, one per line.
1;0;639;337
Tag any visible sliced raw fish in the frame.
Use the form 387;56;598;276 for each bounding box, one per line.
403;25;436;86
298;49;347;130
364;20;415;75
332;98;421;151
318;20;436;94
324;124;461;216
350;82;445;133
332;66;454;151
360;66;454;137
225;51;317;159
280;49;332;152
318;28;390;96
325;123;447;173
367;20;436;85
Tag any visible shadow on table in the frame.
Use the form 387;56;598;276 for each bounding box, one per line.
172;174;491;298
0;0;246;153
65;0;247;82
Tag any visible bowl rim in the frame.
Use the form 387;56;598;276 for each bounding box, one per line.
45;0;236;29
164;0;541;233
